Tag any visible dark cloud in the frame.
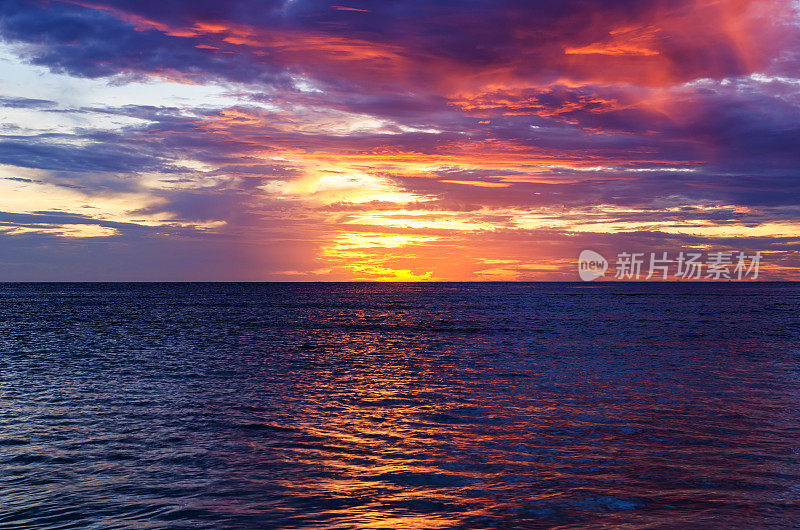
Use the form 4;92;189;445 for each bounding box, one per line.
0;138;167;174
0;0;798;279
0;95;56;108
3;0;796;87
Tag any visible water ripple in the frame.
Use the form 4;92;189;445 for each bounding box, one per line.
1;282;799;527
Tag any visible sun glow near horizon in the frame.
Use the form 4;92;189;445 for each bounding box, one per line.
0;1;798;280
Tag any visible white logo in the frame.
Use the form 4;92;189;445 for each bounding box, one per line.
578;250;608;281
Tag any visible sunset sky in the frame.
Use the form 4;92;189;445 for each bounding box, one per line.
1;0;799;280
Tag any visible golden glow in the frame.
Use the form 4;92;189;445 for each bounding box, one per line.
3;0;797;281
0;224;119;238
439;180;511;187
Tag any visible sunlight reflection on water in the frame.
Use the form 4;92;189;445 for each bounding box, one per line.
1;282;799;528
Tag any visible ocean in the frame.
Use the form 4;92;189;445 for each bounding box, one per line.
1;282;799;528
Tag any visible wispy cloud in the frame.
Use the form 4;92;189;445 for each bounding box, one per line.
0;0;798;280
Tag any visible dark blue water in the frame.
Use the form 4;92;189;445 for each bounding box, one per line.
1;282;800;528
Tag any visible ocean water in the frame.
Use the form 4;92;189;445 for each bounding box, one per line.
1;282;799;529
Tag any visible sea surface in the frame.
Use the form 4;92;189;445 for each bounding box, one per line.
1;282;799;529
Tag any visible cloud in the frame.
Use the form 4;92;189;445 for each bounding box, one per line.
0;0;798;279
0;95;57;108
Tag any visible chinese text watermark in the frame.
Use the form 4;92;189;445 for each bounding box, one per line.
578;250;761;281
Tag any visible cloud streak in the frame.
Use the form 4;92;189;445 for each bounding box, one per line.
0;0;798;280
